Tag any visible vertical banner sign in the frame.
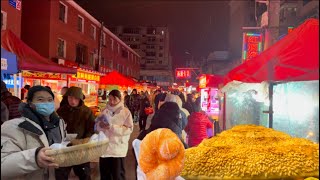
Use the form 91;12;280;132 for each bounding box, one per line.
242;33;263;62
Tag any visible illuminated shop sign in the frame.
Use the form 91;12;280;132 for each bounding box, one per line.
22;71;67;80
175;69;191;79
72;71;100;82
242;33;263;62
199;75;207;89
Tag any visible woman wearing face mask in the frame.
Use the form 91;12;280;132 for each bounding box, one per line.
95;89;133;180
1;86;67;179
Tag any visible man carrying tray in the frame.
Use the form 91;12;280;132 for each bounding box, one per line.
56;87;95;180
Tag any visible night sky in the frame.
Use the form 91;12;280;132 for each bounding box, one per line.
76;0;230;67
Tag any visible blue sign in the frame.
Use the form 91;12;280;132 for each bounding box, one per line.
2;74;21;89
1;48;18;74
8;0;21;10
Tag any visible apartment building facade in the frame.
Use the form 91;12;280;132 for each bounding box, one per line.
20;0;140;78
109;26;173;87
1;0;22;38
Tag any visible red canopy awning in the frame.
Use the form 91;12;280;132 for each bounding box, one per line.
199;74;224;88
100;71;136;86
1;30;76;74
224;18;319;85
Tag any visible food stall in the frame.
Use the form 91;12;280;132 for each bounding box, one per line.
68;68;103;108
21;71;68;100
221;18;319;142
198;74;224;121
1;30;77;98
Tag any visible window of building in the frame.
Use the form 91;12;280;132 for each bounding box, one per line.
57;38;66;58
159;38;164;42
89;52;95;67
127;67;130;76
159;53;163;57
131;54;134;61
110;38;114;51
146;52;156;57
159;46;163;50
147;28;156;35
77;15;84;32
117;43;120;54
102;33;106;46
76;43;87;64
147;45;155;49
129;44;140;49
90;25;96;40
147;76;154;81
59;2;67;23
1;11;7;30
159;61;162;64
123;27;140;34
147;37;156;42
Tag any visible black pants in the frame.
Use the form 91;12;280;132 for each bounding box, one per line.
100;157;126;180
139;115;147;131
55;162;91;180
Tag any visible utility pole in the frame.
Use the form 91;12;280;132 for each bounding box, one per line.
98;21;104;70
264;0;280;50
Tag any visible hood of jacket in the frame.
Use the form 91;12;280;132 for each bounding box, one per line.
150;102;182;135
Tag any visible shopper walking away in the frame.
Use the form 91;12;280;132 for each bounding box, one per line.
1;80;22;121
123;91;130;108
185;97;213;147
138;91;151;131
95;90;133;180
183;93;196;114
21;84;30;101
59;86;69;107
56;86;95;180
129;89;140;122
1;86;66;179
153;89;162;112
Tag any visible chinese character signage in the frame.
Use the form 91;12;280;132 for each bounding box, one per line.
22;71;65;80
72;71;100;82
242;33;263;62
175;69;191;79
9;0;22;11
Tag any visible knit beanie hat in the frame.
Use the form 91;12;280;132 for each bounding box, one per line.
64;86;85;100
27;86;55;102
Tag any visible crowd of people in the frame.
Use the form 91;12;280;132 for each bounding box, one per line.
1;80;214;180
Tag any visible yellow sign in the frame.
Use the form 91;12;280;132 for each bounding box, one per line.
199;75;207;89
72;71;100;82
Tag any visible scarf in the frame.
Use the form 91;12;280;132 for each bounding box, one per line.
19;103;62;145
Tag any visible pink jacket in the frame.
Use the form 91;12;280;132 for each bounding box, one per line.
185;111;213;147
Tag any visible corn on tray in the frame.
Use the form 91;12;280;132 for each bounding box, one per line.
181;125;319;180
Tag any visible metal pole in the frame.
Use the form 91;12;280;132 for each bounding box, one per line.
18;72;22;99
13;74;17;97
98;21;104;69
268;83;273;128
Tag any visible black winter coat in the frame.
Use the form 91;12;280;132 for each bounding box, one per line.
139;96;151;117
137;102;188;148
